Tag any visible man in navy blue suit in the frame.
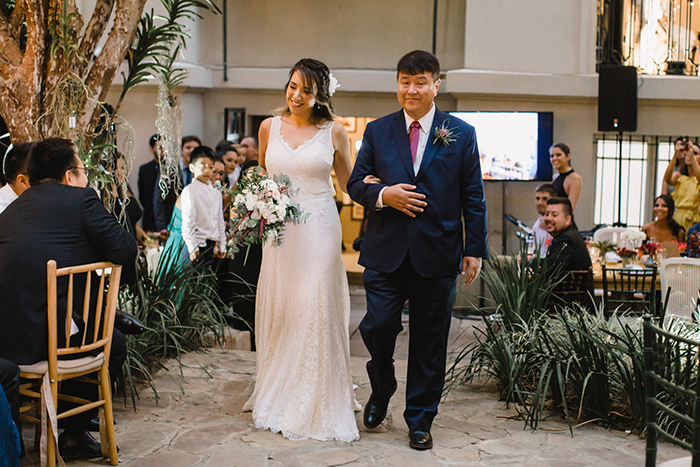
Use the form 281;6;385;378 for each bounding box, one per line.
348;50;488;450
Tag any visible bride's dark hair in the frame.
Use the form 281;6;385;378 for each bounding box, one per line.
277;58;335;126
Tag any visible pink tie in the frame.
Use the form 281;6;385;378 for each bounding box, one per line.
409;121;421;164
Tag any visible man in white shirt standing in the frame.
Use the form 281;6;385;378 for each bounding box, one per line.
181;146;227;266
532;183;557;256
0;142;34;214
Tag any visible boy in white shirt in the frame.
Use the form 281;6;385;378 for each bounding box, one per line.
181;146;227;267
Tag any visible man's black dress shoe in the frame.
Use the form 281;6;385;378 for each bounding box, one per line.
58;431;102;459
363;379;397;429
114;311;145;335
408;430;433;450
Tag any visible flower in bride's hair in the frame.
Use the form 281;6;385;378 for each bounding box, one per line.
328;73;340;96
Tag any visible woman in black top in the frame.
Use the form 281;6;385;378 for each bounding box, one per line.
550;143;582;211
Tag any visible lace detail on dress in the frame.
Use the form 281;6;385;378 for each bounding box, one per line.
243;116;358;442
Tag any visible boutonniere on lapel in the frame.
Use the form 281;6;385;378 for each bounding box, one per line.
432;120;459;147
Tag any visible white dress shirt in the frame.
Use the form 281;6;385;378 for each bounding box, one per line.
0;183;19;215
181;179;227;254
531;216;552;256
376;104;436;208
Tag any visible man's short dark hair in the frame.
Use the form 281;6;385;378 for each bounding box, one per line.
397;50;440;82
190;146;216;166
546;197;573;218
28;138;79;185
242;135;259;148
4;142;35;184
212;154;224;165
182;135;202;147
535;183;558;199
149;134;161;148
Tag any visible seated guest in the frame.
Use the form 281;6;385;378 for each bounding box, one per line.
0;137;138;459
0;142;34;214
544;197;592;273
532;183;557;256
642;194;685;243
0;358;20;461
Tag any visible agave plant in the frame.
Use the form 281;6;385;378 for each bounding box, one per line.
117;247;234;405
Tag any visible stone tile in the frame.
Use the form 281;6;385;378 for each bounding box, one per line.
298;448;361;466
123;449;201;467
170;422;249;452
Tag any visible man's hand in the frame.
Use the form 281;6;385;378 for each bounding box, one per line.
214;251;225;259
363;175;381;184
382;184;427;218
189;250;199;262
461;256;482;286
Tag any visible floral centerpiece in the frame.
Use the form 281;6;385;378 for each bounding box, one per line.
617;247;637;267
688;232;700;258
620;230;646;249
225;167;304;259
639;242;661;267
591;240;616;266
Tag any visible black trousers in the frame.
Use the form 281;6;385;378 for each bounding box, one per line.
0;358;20;429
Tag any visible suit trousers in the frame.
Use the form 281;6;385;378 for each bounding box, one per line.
360;253;456;432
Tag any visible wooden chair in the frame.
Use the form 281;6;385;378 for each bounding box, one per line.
549;268;594;311
644;315;700;467
660;258;700;321
602;266;657;318
19;260;121;467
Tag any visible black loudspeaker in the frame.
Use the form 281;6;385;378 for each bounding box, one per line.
598;65;638;132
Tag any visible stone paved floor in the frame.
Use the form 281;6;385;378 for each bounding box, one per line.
21;286;686;466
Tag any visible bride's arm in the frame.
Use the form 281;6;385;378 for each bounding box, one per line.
332;122;352;193
257;117;272;172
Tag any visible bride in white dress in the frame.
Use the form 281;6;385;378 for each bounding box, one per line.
242;59;359;442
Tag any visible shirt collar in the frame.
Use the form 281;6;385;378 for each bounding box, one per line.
403;104;435;135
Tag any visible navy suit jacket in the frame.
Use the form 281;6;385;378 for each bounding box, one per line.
347;108;488;278
0;183;138;365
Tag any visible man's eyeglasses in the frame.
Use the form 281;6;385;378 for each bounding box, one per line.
69;166;92;177
213;169;224;176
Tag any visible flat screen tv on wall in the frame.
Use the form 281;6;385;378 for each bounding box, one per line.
449;111;553;181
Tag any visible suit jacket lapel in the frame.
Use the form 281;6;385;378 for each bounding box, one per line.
391;112;416;180
415;109;446;181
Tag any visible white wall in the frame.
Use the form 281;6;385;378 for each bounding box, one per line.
464;0;597;74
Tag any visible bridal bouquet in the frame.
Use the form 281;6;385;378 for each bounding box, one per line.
226;166;304;258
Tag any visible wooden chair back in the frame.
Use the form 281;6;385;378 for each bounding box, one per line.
644;315;700;467
47;260;122;379
549;268;594;311
602;266;657;317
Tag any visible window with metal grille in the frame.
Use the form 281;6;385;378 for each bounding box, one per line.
593;134;697;230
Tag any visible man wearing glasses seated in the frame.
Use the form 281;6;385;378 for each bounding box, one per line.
0;137;137;459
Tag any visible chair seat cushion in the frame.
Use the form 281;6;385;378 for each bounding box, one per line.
18;352;105;376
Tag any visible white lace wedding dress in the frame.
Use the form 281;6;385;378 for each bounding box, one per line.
242;116;359;442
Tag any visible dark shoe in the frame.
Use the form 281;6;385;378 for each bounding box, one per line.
114;311;145;335
86;416;117;432
408;430;433;450
363;379;397;429
58;431;102;459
